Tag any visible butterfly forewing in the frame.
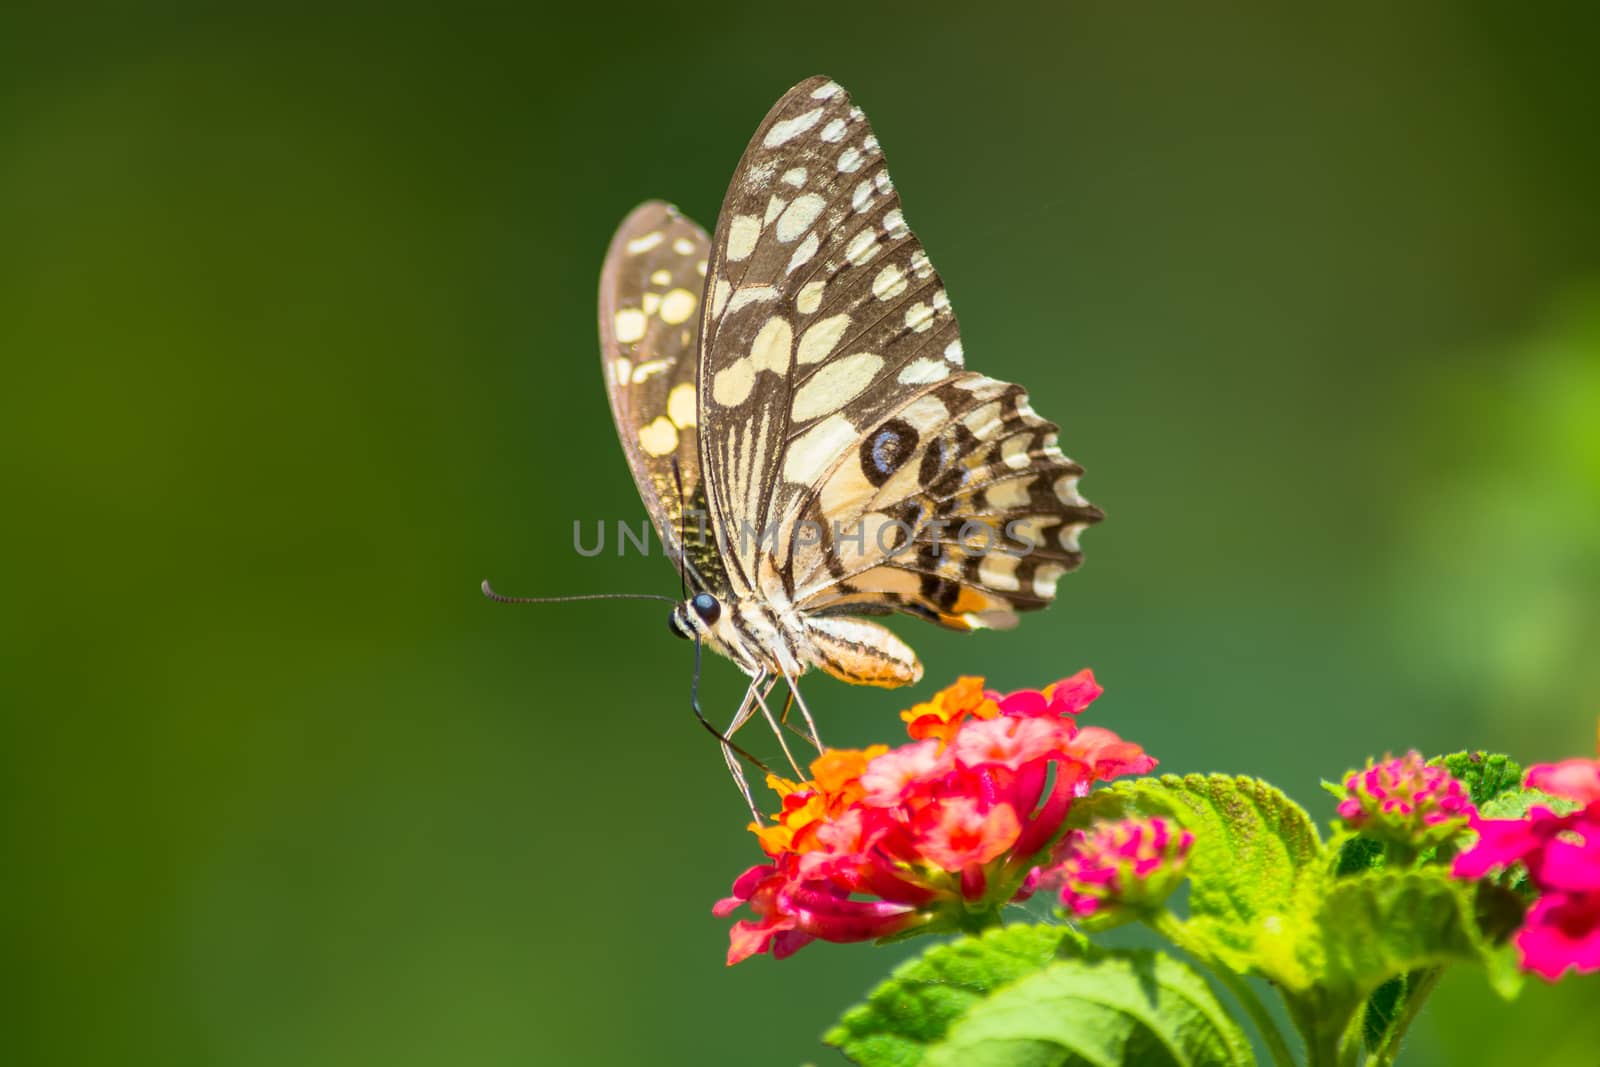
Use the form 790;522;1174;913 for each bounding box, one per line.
598;200;730;594
696;76;1099;629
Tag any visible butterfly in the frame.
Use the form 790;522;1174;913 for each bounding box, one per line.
596;76;1102;808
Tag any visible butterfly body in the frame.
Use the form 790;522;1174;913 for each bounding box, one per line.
596;77;1102;767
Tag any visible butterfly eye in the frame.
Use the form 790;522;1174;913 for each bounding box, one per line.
667;608;690;640
691;593;721;624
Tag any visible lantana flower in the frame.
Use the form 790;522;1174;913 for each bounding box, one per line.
1337;750;1475;848
713;671;1155;964
1452;739;1600;980
1031;816;1194;929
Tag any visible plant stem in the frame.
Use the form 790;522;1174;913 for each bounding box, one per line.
1147;910;1300;1067
1368;968;1443;1067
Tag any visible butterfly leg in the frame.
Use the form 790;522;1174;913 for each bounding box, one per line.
749;675;805;778
781;671;825;752
718;668;772;819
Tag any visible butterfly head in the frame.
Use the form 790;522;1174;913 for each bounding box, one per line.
667;591;723;641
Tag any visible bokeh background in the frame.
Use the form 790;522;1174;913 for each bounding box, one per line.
5;4;1598;1064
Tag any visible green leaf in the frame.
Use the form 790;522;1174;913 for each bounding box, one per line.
1269;868;1521;1008
825;925;1085;1067
1429;751;1524;807
1478;787;1579;821
921;949;1255;1067
1064;775;1320;971
1331;830;1386;877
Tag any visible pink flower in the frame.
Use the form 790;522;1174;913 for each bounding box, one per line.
1034;816;1194;928
1452;742;1600;981
714;673;1155;963
1338;751;1475;847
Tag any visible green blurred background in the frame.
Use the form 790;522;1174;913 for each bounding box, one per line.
5;3;1598;1064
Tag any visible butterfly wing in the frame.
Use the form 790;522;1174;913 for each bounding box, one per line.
598;201;730;593
696;77;1099;625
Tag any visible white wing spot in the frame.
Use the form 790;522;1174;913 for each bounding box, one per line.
874;171;893;192
785;232;820;274
811;80;843;100
749;315;793;376
612;357;631;385
672;237;696;255
792;352;883;421
897;357;948;385
726;215;761;261
631;359;671;383
667;382;696;429
784;413;858;486
797;313;852;364
978;553;1021;593
713;362;755;407
1034;563;1066;599
986;477;1033;510
642;292;661;315
852;180;874;213
626;231;663;255
781;167;808;187
932;288;950;312
764;107;825;147
711;278;732;317
862;134;879;152
1001;434;1031;470
614;308;647;344
714;316;793;407
905;302;935;332
820;118;847;143
910;250;932;278
638;416;678;457
649;268;671;285
837;147;863;173
845;230;879;266
944;339;964;363
797;279;826;315
776;194;825;243
764;195;788;225
883;209;907;238
660;288;697;325
871;263;907;301
695;259;708;277
1054;474;1087;507
726;284;778;314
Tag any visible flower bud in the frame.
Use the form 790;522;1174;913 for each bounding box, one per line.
1042;816;1193;929
1338;751;1474;848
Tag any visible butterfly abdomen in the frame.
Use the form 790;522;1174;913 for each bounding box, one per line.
803;615;922;688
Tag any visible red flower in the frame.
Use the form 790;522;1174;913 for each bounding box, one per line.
1452;737;1600;981
714;671;1155;964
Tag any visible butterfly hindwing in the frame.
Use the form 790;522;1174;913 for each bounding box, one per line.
598;201;729;593
789;373;1102;630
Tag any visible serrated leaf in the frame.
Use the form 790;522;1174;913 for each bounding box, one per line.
1429;751;1524;807
1477;787;1579;821
921;949;1255;1067
1273;868;1521;1008
825;925;1085;1067
1064;775;1320;972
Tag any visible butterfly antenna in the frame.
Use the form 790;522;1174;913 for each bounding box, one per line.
689;632;771;776
480;580;676;605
